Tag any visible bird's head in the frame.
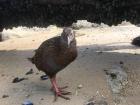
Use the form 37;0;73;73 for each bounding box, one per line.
61;27;75;48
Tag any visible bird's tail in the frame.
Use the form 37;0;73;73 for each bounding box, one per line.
27;57;35;64
132;36;140;47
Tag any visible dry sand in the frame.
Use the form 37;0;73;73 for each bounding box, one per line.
0;24;140;105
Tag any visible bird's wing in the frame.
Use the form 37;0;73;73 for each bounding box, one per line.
33;36;61;70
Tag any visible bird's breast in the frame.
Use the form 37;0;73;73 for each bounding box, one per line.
45;56;63;71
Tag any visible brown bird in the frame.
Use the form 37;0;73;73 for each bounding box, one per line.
28;27;77;100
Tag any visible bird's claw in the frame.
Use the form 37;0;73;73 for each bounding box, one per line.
54;92;70;101
51;86;68;91
53;86;71;101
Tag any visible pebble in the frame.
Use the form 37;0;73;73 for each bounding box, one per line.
25;94;30;98
25;69;34;75
77;84;83;89
119;61;124;65
41;98;44;100
12;77;28;83
2;95;9;98
22;100;33;105
40;75;48;80
86;102;95;105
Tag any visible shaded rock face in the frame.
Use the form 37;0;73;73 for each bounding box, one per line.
0;0;140;29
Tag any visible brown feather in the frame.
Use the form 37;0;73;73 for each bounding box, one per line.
30;30;77;78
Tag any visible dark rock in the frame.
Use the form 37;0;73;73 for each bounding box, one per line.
131;36;140;47
12;77;28;83
25;69;34;75
41;98;44;100
86;98;108;105
40;75;48;80
98;51;103;55
119;61;124;65
2;95;9;98
110;73;117;79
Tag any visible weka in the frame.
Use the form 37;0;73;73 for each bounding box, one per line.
132;36;140;47
29;27;77;100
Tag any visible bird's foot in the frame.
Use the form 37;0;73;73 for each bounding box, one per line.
50;77;71;101
51;86;68;91
52;86;71;101
54;91;71;101
59;86;69;90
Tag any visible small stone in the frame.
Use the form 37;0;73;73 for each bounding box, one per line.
12;77;28;83
41;98;44;100
110;73;117;79
22;100;33;105
1;74;5;77
86;99;108;105
119;61;124;65
2;95;9;98
40;75;48;80
77;84;83;89
98;51;103;54
86;102;95;105
25;94;30;98
25;69;34;75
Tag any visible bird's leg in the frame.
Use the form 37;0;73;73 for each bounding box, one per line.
50;76;70;92
53;79;71;94
50;76;71;101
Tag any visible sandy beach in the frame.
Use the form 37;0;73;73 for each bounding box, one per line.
0;23;140;105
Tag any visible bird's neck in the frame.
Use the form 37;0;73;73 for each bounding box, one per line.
60;39;76;51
